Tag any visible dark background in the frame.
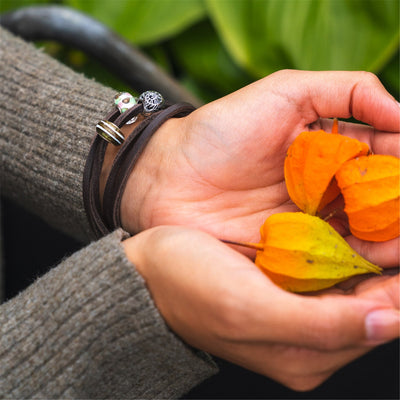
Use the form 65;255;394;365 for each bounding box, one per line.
2;196;399;399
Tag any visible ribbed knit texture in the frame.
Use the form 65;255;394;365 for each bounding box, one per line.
0;27;218;398
0;199;3;303
0;230;217;398
0;27;114;242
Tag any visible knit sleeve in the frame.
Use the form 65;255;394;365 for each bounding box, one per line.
0;229;218;399
0;27;115;242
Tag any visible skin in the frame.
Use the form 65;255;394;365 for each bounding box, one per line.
119;70;400;266
123;226;399;391
110;70;399;390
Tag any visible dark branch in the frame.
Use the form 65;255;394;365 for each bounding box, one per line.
0;5;202;106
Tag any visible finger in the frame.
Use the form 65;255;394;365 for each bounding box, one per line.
335;273;394;292
245;277;400;350
315;118;400;157
300;71;400;132
170;228;400;350
346;236;400;268
227;341;372;392
128;227;399;352
355;274;400;310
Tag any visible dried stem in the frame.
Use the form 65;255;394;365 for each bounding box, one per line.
331;118;339;134
220;239;264;251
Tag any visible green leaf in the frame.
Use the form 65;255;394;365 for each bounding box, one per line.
379;50;400;100
65;0;207;45
0;0;51;13
206;0;400;77
167;20;252;100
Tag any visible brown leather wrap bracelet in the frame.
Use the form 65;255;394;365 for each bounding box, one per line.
83;97;195;239
103;102;196;232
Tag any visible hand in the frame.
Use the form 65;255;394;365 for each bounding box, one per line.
123;226;400;391
120;70;400;267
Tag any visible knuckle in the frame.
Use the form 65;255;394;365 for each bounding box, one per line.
358;70;379;84
265;348;333;392
283;374;328;392
354;71;383;98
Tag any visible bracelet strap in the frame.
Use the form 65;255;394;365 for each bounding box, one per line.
103;102;196;232
83;100;195;238
82;137;107;237
83;103;145;237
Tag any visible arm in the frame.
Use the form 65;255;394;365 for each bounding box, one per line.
123;226;399;392
1;25;398;395
119;70;400;267
0;230;217;398
0;26;113;242
0;27;217;398
3;223;396;397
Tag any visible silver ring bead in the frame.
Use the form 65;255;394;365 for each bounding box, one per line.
139;91;164;113
96;120;125;146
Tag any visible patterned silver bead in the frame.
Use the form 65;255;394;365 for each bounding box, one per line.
139;91;164;113
96;120;125;146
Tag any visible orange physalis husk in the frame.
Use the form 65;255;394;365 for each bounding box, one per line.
335;154;400;242
254;212;381;292
284;129;370;215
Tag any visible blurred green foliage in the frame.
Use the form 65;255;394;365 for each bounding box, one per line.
1;0;399;102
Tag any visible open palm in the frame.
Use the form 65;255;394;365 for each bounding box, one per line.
121;70;400;263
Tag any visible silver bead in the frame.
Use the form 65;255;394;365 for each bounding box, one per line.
139;91;164;113
96;120;125;146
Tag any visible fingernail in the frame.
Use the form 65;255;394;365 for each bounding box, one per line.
365;309;400;343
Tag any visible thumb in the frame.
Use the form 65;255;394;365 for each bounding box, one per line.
246;275;400;350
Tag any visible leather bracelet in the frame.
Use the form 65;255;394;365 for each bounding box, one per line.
83;102;145;237
102;102;196;232
83;91;195;238
82;106;122;238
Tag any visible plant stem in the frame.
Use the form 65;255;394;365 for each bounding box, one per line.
220;239;264;251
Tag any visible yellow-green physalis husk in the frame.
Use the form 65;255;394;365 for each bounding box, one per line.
255;212;382;292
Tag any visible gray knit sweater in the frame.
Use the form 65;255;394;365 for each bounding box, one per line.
0;27;217;398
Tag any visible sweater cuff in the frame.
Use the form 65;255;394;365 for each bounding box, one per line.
0;229;217;399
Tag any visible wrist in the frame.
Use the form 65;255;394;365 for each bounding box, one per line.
122;232;145;274
88;97;194;238
120;116;187;234
99;117;144;205
122;226;165;277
